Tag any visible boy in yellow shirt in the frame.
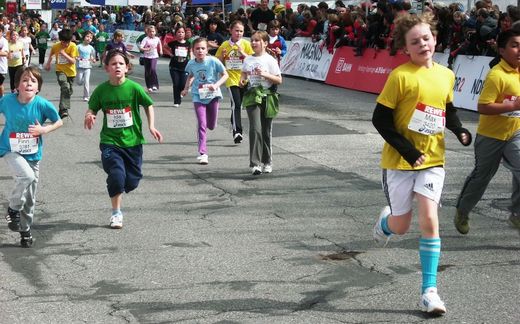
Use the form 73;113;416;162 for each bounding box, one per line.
44;29;78;118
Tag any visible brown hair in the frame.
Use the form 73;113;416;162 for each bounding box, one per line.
392;12;437;50
251;30;269;43
15;66;43;92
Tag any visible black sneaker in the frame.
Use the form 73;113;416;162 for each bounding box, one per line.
5;207;21;232
20;231;33;248
59;110;69;119
234;133;243;144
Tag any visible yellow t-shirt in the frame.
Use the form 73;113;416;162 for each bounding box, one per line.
215;39;254;87
377;62;455;170
50;42;79;77
7;41;23;67
477;59;520;141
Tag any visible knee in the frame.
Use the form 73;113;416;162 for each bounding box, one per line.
16;173;37;186
106;171;125;197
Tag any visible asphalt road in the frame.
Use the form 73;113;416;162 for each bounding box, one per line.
0;56;518;323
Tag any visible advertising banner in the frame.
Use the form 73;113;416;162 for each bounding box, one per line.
127;0;152;5
26;0;42;10
280;37;333;81
325;47;408;93
451;55;492;112
105;0;127;5
50;0;67;9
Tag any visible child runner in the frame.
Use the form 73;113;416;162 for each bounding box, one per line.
44;28;79;119
101;30;135;64
35;23;50;70
266;20;287;66
181;38;228;165
7;30;24;93
168;26;191;107
0;25;8;97
76;31;96;101
139;25;162;93
216;20;254;144
95;24;109;67
19;26;34;67
240;31;282;175
49;23;61;43
84;49;163;229
371;13;472;315
454;29;520;234
1;66;63;247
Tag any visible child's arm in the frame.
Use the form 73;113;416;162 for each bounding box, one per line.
258;68;282;85
28;118;63;136
445;103;472;146
372;102;425;167
478;98;520;115
157;38;163;57
239;71;248;87
84;109;97;129
181;75;194;97
207;69;228;91
44;48;53;71
59;48;76;64
143;105;163;143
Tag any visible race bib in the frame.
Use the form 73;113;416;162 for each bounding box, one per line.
98;36;106;42
39;37;47;44
11;51;21;60
175;47;188;57
500;95;520;117
78;58;91;69
106;107;133;128
9;132;39;155
225;56;243;70
58;54;68;64
408;103;445;135
198;84;218;100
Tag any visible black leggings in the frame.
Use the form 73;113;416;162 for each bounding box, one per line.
228;86;245;135
8;65;22;92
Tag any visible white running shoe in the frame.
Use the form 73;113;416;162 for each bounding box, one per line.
38;64;43;69
419;287;447;315
152;86;158;91
373;206;392;246
173;104;180;107
262;164;272;173
197;154;208;165
110;213;123;229
251;165;262;175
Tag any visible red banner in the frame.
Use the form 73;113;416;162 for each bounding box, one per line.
325;47;409;94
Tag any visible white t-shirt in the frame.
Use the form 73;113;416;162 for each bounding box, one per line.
20;36;32;56
0;37;8;74
49;28;61;42
242;53;281;89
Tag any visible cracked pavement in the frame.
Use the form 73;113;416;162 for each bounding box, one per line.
0;58;519;323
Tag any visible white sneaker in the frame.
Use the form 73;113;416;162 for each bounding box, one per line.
152;86;158;91
38;64;43;69
251;165;262;175
83;97;89;101
262;164;272;173
110;213;123;229
173;104;180;107
373;206;392;247
419;287;447;315
148;88;153;93
197;154;208;165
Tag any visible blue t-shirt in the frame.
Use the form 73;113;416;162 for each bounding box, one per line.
0;94;60;161
185;56;225;104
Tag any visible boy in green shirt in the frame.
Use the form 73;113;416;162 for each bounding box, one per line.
35;23;50;69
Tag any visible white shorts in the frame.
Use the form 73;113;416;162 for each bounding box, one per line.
382;167;445;216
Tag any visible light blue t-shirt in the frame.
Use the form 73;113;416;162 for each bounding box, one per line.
185;56;225;104
0;94;60;161
77;43;96;69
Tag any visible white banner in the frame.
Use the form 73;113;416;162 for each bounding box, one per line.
280;37;333;81
106;0;128;5
26;0;42;10
452;55;492;112
120;30;145;52
128;0;153;5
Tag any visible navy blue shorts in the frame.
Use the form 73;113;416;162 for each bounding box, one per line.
100;144;143;197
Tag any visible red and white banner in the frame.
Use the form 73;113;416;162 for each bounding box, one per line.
280;37;333;81
451;55;492;112
325;47;409;93
26;0;42;10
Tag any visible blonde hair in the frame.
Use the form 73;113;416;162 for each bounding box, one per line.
392;12;437;50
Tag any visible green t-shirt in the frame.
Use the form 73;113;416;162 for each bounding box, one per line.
35;31;50;49
96;31;110;52
89;79;153;148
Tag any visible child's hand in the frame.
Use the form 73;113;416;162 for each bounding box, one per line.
413;154;426;168
84;113;96;129
150;127;163;143
28;120;45;136
181;89;188;97
207;84;218;91
44;63;51;71
239;79;248;87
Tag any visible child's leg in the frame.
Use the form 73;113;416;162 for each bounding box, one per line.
150;58;158;88
83;68;91;98
100;144;128;198
4;153;38;212
0;74;5;97
246;104;263;167
194;102;209;155
228;86;243;138
39;48;46;65
122;145;143;193
417;194;441;293
56;72;72;114
144;58;151;89
19;161;39;232
259;102;273;165
76;68;85;86
206;98;219;131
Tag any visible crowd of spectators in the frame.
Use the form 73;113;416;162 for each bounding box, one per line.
2;0;518;68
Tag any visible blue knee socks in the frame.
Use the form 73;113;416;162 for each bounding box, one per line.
419;237;441;293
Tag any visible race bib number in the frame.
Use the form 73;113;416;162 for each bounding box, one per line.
58;54;68;64
175;47;188;57
9;132;39;155
11;51;21;60
107;107;134;128
39;37;47;44
198;84;218;100
98;36;106;42
408;103;445;135
500;95;520;117
78;58;91;69
225;57;243;70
